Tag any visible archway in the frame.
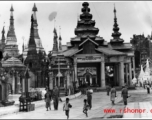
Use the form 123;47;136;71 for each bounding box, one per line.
0;85;2;101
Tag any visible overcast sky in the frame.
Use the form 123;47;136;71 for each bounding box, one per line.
0;1;152;54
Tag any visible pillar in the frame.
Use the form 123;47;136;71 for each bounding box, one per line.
28;78;30;92
125;64;128;85
119;62;124;86
12;75;15;94
129;62;132;85
55;77;56;86
74;62;78;87
67;72;70;87
15;73;18;94
132;57;136;78
101;62;105;87
116;64;119;86
58;76;60;87
22;78;25;93
49;72;53;90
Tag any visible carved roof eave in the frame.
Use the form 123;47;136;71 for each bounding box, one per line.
95;48;126;56
79;37;99;47
110;38;124;43
70;48;83;57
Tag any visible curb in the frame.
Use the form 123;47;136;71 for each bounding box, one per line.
0;92;82;117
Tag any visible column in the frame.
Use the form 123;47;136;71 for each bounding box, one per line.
58;76;60;87
132;57;136;78
67;72;70;87
55;77;56;86
15;73;17;94
129;62;132;85
28;78;30;92
116;64;119;86
74;62;78;87
49;72;53;90
12;75;15;94
125;64;128;85
119;62;124;86
101;62;105;88
22;78;25;93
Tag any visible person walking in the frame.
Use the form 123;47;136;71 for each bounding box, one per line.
86;88;92;109
45;89;52;111
121;85;128;105
53;86;60;110
63;98;72;119
106;84;111;96
110;86;116;105
147;83;150;94
83;99;89;117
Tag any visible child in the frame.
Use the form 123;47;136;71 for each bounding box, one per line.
63;98;72;119
83;99;89;117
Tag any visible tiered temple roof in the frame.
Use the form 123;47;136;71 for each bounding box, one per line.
52;2;133;58
2;57;25;68
71;2;104;46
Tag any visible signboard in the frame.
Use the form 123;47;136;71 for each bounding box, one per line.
77;56;102;63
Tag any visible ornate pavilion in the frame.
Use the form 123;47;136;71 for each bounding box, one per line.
49;2;135;89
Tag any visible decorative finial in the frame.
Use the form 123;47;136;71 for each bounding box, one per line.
10;4;14;11
114;4;116;18
32;3;37;12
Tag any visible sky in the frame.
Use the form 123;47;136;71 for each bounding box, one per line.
0;1;152;54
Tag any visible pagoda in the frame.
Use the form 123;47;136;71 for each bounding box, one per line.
24;14;46;88
3;5;19;58
23;3;45;60
0;27;5;60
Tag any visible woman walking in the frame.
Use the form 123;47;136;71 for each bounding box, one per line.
45;89;52;111
110;86;116;105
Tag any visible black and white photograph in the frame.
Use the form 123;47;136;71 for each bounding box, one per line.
0;1;152;119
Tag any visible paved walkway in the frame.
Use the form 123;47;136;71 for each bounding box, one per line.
0;92;124;119
123;102;152;118
0;88;150;119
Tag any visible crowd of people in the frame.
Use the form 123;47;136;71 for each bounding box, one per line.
44;84;132;119
44;86;93;119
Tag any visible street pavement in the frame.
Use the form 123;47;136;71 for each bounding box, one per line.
0;87;151;119
123;88;152;118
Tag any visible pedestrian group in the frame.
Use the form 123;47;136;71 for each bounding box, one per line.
44;86;93;119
